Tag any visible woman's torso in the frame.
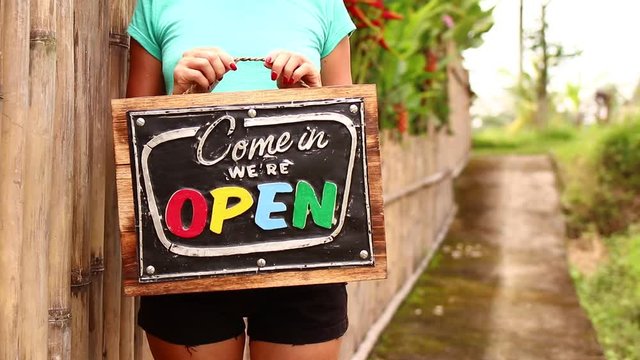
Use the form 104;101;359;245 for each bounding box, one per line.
141;0;338;94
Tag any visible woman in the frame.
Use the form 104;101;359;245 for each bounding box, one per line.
126;1;355;359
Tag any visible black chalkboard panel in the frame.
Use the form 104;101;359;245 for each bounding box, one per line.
127;98;374;282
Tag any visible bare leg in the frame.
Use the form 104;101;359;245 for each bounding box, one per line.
249;338;342;360
147;333;245;360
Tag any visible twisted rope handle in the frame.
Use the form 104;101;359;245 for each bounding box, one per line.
182;57;309;95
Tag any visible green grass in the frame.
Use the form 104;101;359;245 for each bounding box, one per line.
473;122;640;359
572;230;640;360
472;123;602;158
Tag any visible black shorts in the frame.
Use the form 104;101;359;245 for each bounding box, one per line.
138;283;348;347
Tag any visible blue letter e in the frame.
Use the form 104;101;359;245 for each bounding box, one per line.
255;182;293;231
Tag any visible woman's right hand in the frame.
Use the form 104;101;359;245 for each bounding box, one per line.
172;47;237;95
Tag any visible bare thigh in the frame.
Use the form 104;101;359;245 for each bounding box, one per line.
147;333;246;360
249;338;342;360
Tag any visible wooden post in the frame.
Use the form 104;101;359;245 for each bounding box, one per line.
48;0;74;358
21;0;57;358
0;0;29;357
0;0;4;123
114;2;137;357
70;1;93;358
120;296;136;360
104;0;133;357
88;1;109;358
134;308;147;360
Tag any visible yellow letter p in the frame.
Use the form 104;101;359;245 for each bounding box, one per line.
209;187;254;234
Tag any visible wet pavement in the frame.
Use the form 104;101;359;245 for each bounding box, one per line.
369;155;604;360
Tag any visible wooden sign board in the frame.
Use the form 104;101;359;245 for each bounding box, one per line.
111;85;386;296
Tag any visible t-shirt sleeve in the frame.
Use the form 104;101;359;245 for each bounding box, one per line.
127;0;162;60
321;0;356;58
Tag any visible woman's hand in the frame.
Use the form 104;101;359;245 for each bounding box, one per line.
264;50;322;88
172;47;237;95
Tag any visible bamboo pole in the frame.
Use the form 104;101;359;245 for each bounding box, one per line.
134;313;147;360
21;0;57;358
48;0;74;358
120;296;136;360
104;0;133;357
118;4;137;358
88;1;109;358
71;1;93;358
0;0;29;358
0;0;4;129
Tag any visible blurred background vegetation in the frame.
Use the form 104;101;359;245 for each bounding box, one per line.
470;1;640;357
345;0;493;133
347;0;640;358
475;110;640;360
346;1;640;358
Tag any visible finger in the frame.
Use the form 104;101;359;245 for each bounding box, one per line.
281;55;304;84
270;52;291;81
183;47;222;59
176;68;211;92
291;63;320;87
186;49;236;72
217;51;237;71
263;50;280;69
212;56;229;80
182;57;217;85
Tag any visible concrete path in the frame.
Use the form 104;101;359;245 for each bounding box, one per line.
370;155;604;360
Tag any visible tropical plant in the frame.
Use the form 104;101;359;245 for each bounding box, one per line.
346;0;493;133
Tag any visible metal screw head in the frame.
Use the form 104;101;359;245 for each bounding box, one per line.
257;258;267;267
136;117;146;127
359;250;369;259
350;104;359;114
145;265;156;275
248;108;257;118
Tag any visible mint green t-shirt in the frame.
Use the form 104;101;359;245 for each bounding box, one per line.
128;0;355;94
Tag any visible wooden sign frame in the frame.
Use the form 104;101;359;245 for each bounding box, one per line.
111;84;386;296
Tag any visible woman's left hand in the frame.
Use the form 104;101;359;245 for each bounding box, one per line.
264;50;322;88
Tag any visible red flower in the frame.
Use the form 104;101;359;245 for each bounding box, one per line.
394;103;409;134
344;0;403;51
382;10;403;20
425;49;438;73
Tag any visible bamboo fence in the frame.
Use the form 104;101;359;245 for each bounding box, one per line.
48;0;74;356
0;2;471;359
1;0;29;358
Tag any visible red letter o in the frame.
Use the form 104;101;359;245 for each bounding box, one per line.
165;189;208;239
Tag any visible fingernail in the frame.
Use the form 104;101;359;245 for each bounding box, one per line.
271;71;278;81
230;63;237;71
266;56;272;63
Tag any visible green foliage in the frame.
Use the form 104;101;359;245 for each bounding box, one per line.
349;0;493;133
512;2;580;128
564;118;640;359
597;121;640;191
448;0;495;50
473;116;640;236
565;82;581;112
376;0;451;132
472;123;578;155
573;230;640;360
590;120;640;235
473;115;640;360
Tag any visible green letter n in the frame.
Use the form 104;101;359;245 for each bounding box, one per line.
292;181;338;230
